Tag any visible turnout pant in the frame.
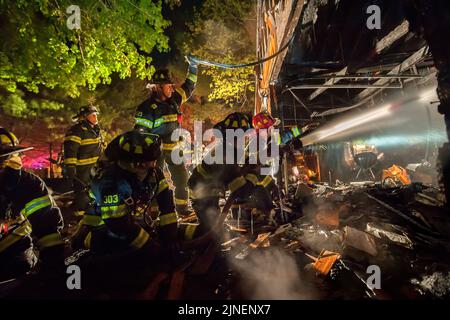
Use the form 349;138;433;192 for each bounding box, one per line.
157;149;189;214
73;165;93;216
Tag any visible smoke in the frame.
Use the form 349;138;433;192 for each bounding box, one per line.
290;199;344;254
229;247;319;299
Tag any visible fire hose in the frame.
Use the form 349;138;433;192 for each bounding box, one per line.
186;30;295;70
186;0;337;71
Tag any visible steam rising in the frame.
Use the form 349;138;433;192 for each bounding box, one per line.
229;248;319;299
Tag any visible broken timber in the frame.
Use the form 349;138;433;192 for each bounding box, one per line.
308;20;410;101
365;192;439;235
355;46;428;101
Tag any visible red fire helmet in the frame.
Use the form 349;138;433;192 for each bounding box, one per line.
252;112;276;130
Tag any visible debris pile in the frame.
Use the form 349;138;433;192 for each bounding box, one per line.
218;180;450;299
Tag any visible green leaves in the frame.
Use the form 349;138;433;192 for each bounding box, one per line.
0;90;64;118
204;65;254;107
0;0;170;100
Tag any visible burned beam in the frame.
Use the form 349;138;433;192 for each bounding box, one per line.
308;67;348;101
308;20;410;101
355;46;429;101
288;88;312;114
365;193;438;235
271;0;306;81
290;84;403;89
375;20;410;54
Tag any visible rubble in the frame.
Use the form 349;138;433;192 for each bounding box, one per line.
382;165;411;188
365;222;414;249
221;236;247;248
311;250;341;276
342;226;378;256
411;272;450;298
314;207;339;228
365;192;437;233
249;232;271;249
284;219;344;253
57;174;450;300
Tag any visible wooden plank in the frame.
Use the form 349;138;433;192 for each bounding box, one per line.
283;240;303;252
313;250;340;276
249;232;271;249
221;236;248;247
375;20;409;54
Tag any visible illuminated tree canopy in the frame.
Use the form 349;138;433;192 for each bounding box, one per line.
0;0;256;126
0;0;170;118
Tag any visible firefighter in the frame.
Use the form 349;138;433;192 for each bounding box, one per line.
134;57;199;215
0;128;64;281
186;113;273;238
73;129;178;258
246;111;305;210
252;111;304;182
63;105;103;217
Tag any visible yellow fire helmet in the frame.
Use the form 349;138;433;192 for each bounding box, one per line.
0;127;33;159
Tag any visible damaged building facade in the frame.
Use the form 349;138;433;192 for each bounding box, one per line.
242;0;450;299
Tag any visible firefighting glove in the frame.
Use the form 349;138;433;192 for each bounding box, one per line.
186;54;199;73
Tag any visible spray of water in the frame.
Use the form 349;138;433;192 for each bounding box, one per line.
301;87;443;147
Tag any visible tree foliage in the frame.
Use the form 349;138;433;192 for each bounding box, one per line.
0;0;170;100
0;90;64;118
182;0;255;107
